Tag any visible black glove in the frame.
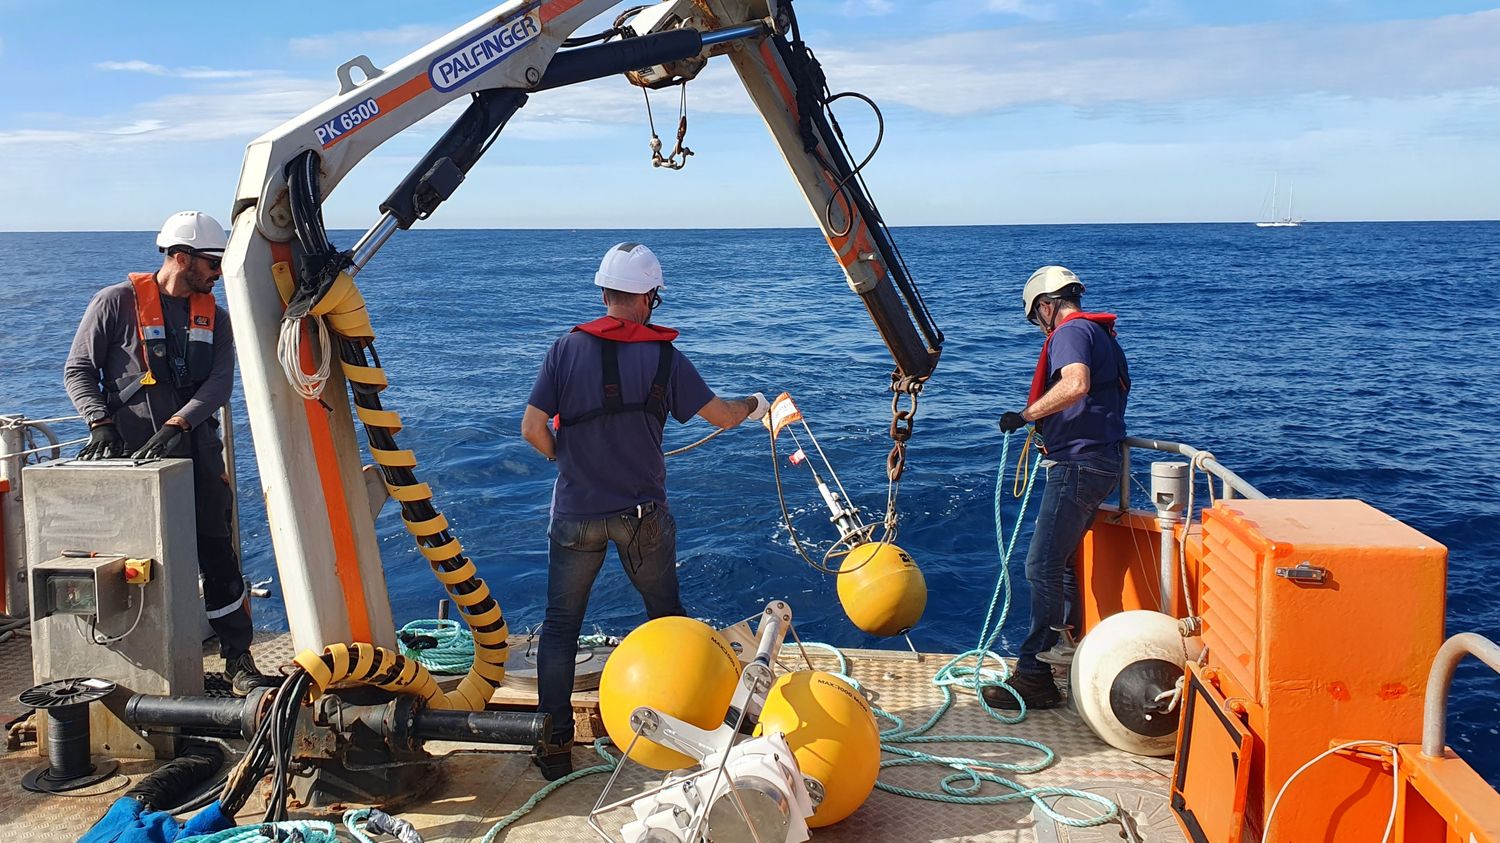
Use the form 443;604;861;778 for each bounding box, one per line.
78;423;124;460
999;411;1028;433
132;423;185;459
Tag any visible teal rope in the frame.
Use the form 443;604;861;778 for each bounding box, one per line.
398;618;474;674
345;808;377;843
789;430;1118;828
176;821;339;843
478;740;620;842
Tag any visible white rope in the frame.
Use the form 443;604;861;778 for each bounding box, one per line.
277;316;332;401
0;414;81;427
0;436;90;460
1261;740;1399;842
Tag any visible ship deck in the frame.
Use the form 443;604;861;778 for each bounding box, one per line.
0;632;1184;842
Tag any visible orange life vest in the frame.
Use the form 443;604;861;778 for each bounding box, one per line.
129;272;216;388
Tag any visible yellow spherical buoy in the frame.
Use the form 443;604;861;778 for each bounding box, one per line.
756;671;881;828
836;542;926;636
598;616;741;771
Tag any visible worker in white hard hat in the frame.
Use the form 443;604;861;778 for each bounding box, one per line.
986;265;1131;711
63;211;274;695
521;242;769;779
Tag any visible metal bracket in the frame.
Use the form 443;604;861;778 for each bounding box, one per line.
1274;561;1329;585
337;55;385;95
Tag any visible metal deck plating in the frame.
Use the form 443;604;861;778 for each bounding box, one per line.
0;632;1182;842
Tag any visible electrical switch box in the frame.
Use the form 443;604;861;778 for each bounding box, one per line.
30;555;128;621
123;558;152;585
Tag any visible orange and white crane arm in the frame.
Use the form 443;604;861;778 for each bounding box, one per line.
219;0;943;705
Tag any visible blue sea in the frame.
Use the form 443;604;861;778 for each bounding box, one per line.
2;223;1497;783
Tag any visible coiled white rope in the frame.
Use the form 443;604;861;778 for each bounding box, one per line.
276;316;332;401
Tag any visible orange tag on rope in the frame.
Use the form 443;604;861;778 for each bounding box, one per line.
767;392;802;441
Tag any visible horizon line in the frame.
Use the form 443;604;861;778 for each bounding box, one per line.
2;218;1497;235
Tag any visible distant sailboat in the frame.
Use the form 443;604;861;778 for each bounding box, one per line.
1255;174;1303;228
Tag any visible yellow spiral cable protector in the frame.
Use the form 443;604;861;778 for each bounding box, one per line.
273;264;508;710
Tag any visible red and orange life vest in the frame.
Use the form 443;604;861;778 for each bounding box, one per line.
129;272;216;388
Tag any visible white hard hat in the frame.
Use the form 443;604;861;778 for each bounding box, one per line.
1022;265;1084;322
594;242;665;294
156;210;227;254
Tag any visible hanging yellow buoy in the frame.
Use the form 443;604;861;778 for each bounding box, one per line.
598;616;742;770
836;542;927;636
756;670;881;827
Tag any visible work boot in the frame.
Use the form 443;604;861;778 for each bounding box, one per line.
225;652;280;697
533;737;575;781
981;672;1062;711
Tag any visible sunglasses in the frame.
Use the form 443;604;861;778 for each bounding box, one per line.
188;249;222;271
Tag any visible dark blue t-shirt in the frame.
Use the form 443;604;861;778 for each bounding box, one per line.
1035;319;1129;460
527;331;715;520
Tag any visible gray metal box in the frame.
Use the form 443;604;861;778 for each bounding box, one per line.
23;460;206;757
30;554;130;621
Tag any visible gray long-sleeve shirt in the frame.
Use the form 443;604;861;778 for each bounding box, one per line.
64;278;234;449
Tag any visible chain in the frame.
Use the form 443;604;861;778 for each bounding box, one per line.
641;82;694;170
886;382;919;483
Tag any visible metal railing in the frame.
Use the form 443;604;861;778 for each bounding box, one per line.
1422;633;1500;757
1118;435;1267;512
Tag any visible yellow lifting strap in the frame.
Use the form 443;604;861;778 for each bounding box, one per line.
329;642;351;680
404;512;450;537
356;406;404;431
370;447;417;468
389;482;434;504
309;272;358;317
342;363;389;387
432;558;476;583
294;650;334;696
462;602;504;629
326;307;374;338
351;643;378;680
472;627;509;647
449;583;490;607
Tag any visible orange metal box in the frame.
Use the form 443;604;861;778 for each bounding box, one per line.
1195;499;1446;841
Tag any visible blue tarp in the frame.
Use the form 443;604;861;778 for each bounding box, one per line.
77;798;233;843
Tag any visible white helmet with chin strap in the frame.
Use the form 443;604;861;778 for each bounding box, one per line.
595;242;665;294
1022;265;1084;323
156;210;228;255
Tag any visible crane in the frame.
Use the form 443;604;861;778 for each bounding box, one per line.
219;0;944;710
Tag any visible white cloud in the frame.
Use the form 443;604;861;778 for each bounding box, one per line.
96;60;261;80
985;0;1055;20
840;0;895;15
819;10;1500;116
288;24;450;58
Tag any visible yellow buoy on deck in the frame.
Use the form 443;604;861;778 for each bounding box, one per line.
598;616;742;770
836;542;927;636
756;670;881;827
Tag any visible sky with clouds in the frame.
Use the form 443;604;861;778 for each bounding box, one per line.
0;0;1496;230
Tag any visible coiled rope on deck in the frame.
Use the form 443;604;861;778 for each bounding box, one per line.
397;618;475;675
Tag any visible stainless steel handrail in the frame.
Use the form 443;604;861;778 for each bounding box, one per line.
1422;633;1500;757
1118;435;1267;511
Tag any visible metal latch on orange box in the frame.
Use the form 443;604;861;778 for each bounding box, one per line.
123;559;152;585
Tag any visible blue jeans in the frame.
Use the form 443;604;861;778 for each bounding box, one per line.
1017;449;1121;675
539;503;684;742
